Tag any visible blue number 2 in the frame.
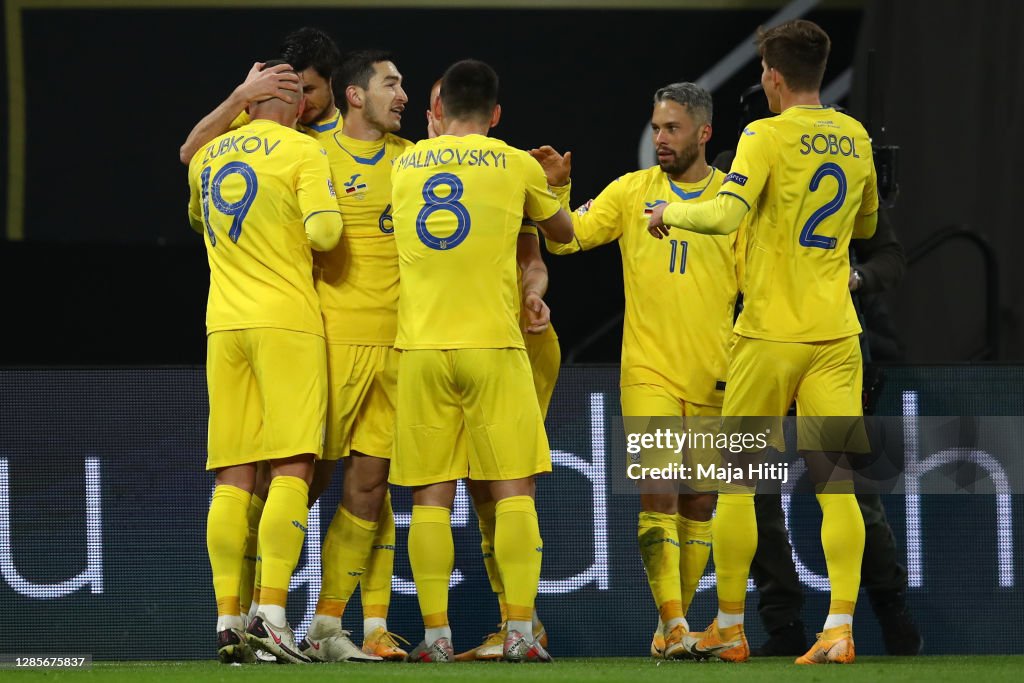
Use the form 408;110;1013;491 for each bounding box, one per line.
799;162;846;250
200;161;259;245
416;172;471;250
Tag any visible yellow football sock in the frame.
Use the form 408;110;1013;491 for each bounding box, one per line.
494;496;543;624
476;500;508;622
252;536;262;608
360;491;396;621
677;514;712;616
712;493;756;609
818;493;865;612
207;484;251;619
239;494;264;615
259;476;310;609
638;511;683;624
316;505;378;619
409;505;453;628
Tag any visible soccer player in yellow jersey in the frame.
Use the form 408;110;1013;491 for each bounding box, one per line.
543;83;739;660
188;61;342;665
300;49;412;664
649;20;878;665
390;59;573;663
180;27;339;165
423;80;557;661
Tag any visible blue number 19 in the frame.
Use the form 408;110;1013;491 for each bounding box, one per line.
200;161;259;245
799;162;846;250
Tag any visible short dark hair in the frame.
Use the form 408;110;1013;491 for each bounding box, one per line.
653;82;713;126
332;50;393;114
756;19;831;93
280;27;340;80
259;59;293;73
440;59;498;123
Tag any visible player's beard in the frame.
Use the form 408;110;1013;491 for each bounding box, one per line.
658;137;700;176
365;99;400;134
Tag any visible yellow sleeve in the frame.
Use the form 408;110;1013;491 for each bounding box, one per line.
662;193;748;236
853;211;878;240
187;162;203;235
230;111;251;130
545;176;626;255
860;153;880;216
549;181;571;212
717;121;773;210
306;211;343;252
522;154;563;222
296;145;342;251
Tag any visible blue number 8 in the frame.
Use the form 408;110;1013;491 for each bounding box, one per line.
200;161;259;245
799;162;846;250
416;172;471;250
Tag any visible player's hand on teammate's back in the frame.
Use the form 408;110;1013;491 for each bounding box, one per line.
237;62;301;105
647;203;670;239
523;293;551;334
529;146;572;187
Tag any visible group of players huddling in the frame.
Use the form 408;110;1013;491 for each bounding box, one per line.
182;18;877;666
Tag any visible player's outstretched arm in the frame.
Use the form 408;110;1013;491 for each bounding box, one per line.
518;230;551;334
647;193;748;239
178;62;300;164
536;209;574;244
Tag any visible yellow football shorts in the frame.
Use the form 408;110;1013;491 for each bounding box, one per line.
324;344;398;461
722;335;866;453
206;328;327;470
390;348;551;487
621;383;722;492
524;325;560;419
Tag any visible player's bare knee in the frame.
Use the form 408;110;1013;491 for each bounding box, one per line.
640;492;678;515
487;477;535;502
412;481;457;509
270;453;315;485
678;492;717;521
215;463;257;492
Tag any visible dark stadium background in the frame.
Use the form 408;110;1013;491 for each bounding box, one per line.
1;0;1020;365
2;0;1024;663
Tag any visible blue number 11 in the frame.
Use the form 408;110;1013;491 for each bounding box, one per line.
668;239;688;274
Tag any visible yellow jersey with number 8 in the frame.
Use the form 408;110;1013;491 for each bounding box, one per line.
391;134;562;350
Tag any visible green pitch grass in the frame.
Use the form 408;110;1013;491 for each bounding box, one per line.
5;657;1023;682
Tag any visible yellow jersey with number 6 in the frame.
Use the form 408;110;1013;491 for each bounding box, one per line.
721;105;878;342
187;118;340;336
391;134;562;350
315;132;413;345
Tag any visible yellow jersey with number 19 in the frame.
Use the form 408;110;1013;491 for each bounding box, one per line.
187;118;340;336
391;134;562;350
721;105;878;342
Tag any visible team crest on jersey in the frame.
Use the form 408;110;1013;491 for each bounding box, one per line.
343;173;369;200
643;199;667;216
